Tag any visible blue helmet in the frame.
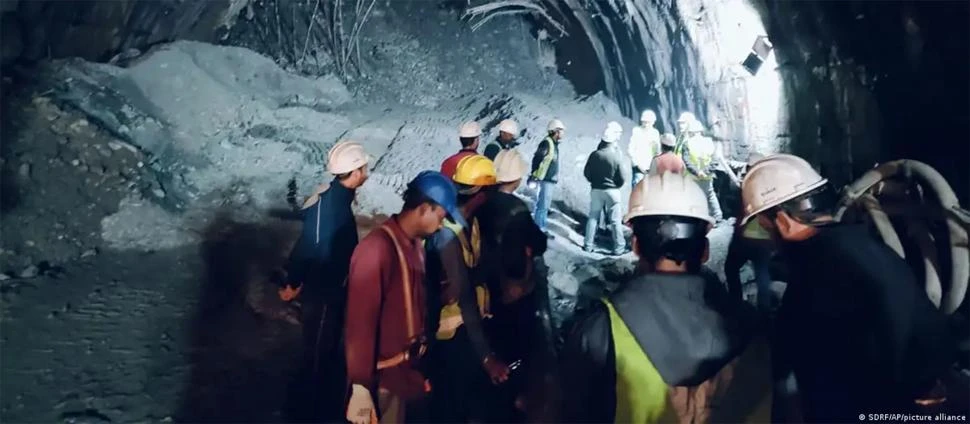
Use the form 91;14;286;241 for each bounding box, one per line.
408;171;466;227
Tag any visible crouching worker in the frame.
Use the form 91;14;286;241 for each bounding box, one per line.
476;149;552;422
282;140;370;423
559;172;772;423
425;155;510;423
344;171;462;424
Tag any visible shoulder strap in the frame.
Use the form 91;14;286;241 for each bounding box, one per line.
380;225;418;340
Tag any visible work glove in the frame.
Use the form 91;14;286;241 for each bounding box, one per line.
527;179;538;191
346;384;377;424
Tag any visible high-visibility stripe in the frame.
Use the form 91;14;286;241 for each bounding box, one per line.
532;137;556;180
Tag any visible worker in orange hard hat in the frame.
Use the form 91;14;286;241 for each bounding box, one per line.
282;140;370;423
741;154;954;422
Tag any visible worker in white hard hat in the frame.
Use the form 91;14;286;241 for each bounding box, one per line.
740;154;953;423
483;119;521;161
674;112;697;152
441;121;483;179
528;119;565;233
560;171;770;423
677;120;724;221
649;133;686;175
282;140;371;422
492;149;529;194
582;121;631;255
628;109;661;186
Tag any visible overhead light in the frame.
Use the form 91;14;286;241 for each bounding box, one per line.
742;35;774;76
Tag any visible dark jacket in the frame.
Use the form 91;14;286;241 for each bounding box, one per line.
774;224;954;422
475;191;547;280
530;136;560;183
483;137;520;161
583;141;630;190
559;272;767;423
285;179;358;300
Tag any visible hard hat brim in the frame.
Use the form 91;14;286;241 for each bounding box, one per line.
739;178;828;226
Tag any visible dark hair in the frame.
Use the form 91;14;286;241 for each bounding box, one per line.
336;171;353;180
661;144;675;153
402;185;435;211
459;136;478;148
630;216;708;272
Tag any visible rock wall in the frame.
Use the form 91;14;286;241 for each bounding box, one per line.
754;0;969;201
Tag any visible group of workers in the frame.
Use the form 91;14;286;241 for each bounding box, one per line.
280;114;957;424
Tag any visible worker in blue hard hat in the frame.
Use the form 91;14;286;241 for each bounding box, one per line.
344;170;462;424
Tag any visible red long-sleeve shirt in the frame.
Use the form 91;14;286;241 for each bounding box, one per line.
344;216;428;399
440;148;478;179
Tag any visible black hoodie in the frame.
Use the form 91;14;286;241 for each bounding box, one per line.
559;272;769;422
774;224;953;422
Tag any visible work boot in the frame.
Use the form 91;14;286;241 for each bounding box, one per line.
583;246;595;253
610;247;630;256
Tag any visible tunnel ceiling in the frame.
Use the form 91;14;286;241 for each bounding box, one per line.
1;0;967;201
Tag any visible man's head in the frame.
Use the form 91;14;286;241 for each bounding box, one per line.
452;154;497;206
740;154;838;242
459;121;482;150
640;109;657;127
327;140;371;189
493;149;528;193
676;112;696;134
401;171;463;237
498;119;518;143
686;119;705;137
625;172;714;273
660;133;676;152
603;121;623;144
547;119;565;141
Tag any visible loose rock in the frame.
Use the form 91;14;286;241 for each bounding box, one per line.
19;265;38;279
18;162;31;179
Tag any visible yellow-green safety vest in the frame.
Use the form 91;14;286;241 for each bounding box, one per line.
603;299;672;423
741;219;772;240
436;218;491;340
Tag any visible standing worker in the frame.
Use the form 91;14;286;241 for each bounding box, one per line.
582;121;630;255
679;120;724;221
344;171;462;424
441;121;483;178
529;119;564;234
492;149;529;194
649;133;685;175
723;153;774;312
560;171;770;423
483;119;521;161
740;154;954;422
673;111;696;152
628;109;661;186
282;140;370;422
425;155;510;423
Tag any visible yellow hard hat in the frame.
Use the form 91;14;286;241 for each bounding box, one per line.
625;171;714;225
453;154;498;187
740;154;828;225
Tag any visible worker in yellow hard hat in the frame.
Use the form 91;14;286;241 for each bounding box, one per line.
560;171;770;423
424;154;510;423
740;154;954;422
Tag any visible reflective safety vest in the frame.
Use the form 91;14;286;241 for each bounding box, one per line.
685;136;716;181
436;217;492;340
741;219;772;240
603;299;671;423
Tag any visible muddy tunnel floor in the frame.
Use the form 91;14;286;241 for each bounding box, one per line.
0;245;304;423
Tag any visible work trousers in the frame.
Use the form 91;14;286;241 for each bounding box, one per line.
631;166;645;187
698;178;723;221
583;188;624;252
288;296;347;423
724;236;774;312
533;181;555;232
427;326;495;423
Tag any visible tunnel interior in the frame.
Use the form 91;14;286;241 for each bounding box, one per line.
1;0;968;421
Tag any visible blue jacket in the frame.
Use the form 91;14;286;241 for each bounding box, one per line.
286;179;358;300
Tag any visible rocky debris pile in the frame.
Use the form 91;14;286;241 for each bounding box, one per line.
0;93;159;277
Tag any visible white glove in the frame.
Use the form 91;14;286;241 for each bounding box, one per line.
527;180;538;191
346;384;376;424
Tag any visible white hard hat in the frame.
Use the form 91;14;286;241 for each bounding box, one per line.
688;120;705;133
459;121;482;138
498;119;518;135
327;140;371;175
660;133;676;147
740;154;828;225
493;149;528;183
677;112;696;123
624;172;714;225
547;119;565;132
603;121;623;143
640;109;657;123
